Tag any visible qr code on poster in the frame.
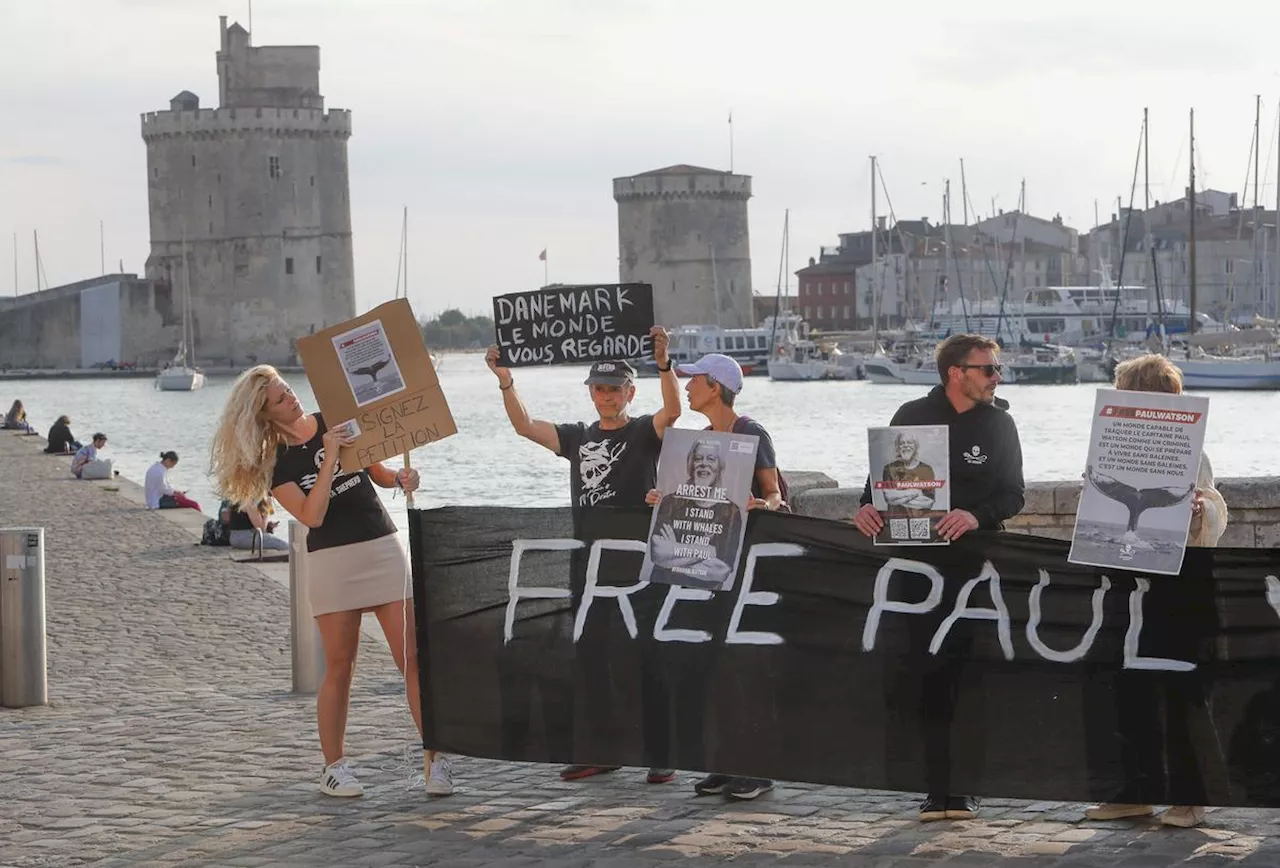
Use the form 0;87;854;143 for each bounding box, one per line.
909;518;933;540
889;518;909;540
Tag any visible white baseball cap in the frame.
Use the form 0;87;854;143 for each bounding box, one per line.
676;353;744;394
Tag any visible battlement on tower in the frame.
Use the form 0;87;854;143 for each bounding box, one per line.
140;106;351;141
613;167;751;202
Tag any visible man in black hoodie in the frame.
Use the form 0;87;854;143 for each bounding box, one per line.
853;333;1025;822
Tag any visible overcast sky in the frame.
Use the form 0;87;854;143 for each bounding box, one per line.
4;0;1280;318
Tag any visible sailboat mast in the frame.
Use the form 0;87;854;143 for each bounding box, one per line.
402;206;408;300
870;155;878;338
11;232;16;296
959;159;975;310
1254;95;1262;310
1144;109;1167;342
769;210;787;353
1275;93;1280;321
1188;108;1198;354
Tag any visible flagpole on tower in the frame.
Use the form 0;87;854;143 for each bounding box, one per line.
540;248;548;288
728;110;734;173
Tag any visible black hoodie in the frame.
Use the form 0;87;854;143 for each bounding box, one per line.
860;385;1025;529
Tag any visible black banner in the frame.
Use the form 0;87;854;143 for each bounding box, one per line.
492;283;654;367
410;507;1280;807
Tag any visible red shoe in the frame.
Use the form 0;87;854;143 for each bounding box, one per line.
647;768;676;784
559;765;621;781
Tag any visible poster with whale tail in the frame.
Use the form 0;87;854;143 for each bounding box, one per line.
297;298;457;471
1068;388;1209;575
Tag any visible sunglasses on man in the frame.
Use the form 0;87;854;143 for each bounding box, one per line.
958;363;1002;377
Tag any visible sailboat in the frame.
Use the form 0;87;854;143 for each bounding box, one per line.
156;232;206;391
1175;105;1280;390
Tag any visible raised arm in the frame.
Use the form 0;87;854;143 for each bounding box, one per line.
650;326;682;438
485;345;561;453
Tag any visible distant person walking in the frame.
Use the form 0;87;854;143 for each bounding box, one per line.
209;364;454;798
145;451;203;511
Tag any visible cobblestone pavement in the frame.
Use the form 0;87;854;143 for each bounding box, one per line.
2;432;1278;867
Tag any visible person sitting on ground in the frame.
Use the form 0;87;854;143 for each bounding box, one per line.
45;415;81;454
4;400;36;433
145;451;203;511
71;433;111;479
222;497;289;551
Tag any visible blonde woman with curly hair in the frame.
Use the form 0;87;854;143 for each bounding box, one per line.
210;365;453;798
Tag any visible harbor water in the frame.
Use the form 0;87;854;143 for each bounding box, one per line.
5;353;1278;540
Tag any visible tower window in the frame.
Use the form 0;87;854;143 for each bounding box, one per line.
310;175;315;187
285;257;294;275
269;156;281;179
207;195;212;208
316;256;322;274
191;155;196;167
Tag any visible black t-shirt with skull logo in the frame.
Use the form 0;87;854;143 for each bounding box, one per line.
270;413;398;552
555;414;661;514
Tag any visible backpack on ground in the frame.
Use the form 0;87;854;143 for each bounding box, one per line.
201;517;230;547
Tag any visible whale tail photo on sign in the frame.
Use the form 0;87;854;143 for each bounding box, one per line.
639;428;756;591
493;283;654;367
410;505;1280;808
867;424;950;545
296;298;457;469
1069;388;1208;575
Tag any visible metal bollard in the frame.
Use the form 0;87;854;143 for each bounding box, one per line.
289;521;326;694
251;527;264;561
0;528;48;708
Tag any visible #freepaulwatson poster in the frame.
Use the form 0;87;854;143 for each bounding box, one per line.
639;429;756;591
1068;388;1209;575
867;425;950;545
331;319;407;407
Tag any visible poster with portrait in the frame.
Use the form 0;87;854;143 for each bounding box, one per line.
1068;388;1209;575
867;425;951;545
639;428;757;591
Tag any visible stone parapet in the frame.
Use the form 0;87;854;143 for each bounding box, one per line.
140;106;351;140
789;477;1280;546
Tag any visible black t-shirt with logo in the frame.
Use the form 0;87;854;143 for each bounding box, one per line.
270;413;397;552
555;414;661;512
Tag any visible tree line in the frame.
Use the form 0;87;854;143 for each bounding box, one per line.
419;309;494;350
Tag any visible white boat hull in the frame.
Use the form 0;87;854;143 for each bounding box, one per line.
156;367;206;391
1175;358;1280;390
862;357;938;385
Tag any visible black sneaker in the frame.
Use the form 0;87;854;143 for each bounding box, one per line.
919;795;948;822
693;773;734;795
946;795;981;820
726;777;774;800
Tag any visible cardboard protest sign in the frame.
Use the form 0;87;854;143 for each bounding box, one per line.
1068;388;1209;575
296;298;457;470
493;283;654;367
867;425;950;545
639;428;755;591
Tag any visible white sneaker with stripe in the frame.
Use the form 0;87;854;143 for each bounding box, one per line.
425;754;454;796
320;758;364;797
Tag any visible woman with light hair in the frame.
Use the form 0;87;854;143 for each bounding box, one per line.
210;365;453;798
1085;353;1227;828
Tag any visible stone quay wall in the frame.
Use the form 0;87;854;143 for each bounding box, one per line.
788;473;1280;546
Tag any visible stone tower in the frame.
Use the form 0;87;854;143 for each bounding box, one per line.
613;165;753;328
140;16;355;365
